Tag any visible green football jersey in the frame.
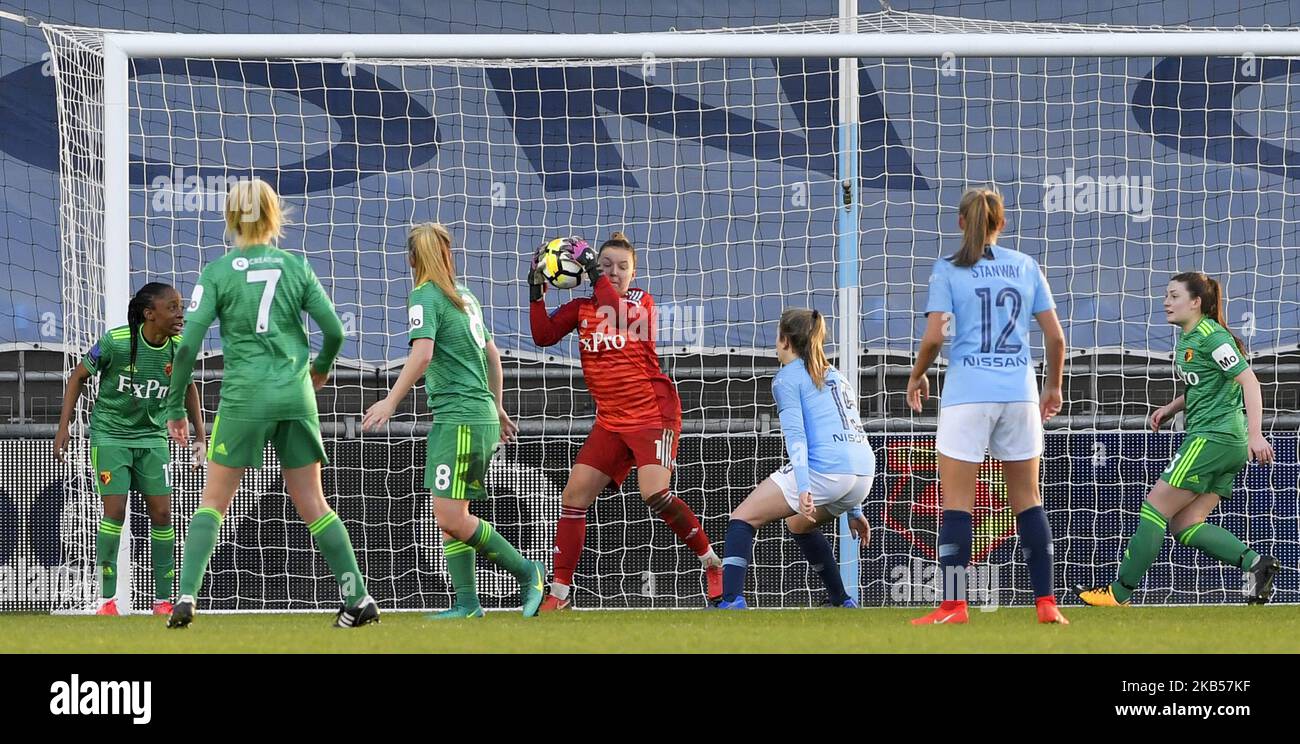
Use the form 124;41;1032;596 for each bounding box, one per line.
408;281;497;423
1175;317;1249;444
165;244;344;421
82;324;180;447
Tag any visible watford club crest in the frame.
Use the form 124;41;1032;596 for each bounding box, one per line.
1184;349;1194;363
99;470;112;486
883;440;1016;562
164;362;173;376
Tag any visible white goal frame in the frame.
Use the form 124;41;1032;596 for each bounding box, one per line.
49;8;1300;612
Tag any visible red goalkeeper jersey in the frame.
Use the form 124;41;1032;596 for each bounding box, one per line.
530;276;682;432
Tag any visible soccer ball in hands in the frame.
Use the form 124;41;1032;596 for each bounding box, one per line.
536;236;588;290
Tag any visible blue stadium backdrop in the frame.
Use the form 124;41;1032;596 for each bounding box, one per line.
1;1;1297;610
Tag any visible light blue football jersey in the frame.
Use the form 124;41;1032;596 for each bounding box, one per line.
924;245;1056;407
772;359;876;493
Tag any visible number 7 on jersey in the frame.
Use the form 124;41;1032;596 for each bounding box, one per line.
247;269;281;334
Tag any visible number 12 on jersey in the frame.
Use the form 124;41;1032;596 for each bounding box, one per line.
974;287;1023;354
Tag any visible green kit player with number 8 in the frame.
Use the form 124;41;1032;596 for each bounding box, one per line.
1076;272;1280;606
163;178;378;628
362;222;544;619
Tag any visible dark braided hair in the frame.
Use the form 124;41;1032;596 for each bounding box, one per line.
127;282;176;401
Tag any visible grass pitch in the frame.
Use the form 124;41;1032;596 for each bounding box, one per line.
3;605;1298;653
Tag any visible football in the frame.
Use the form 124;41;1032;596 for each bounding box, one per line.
537;236;587;289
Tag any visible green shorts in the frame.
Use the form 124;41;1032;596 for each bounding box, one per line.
208;413;328;469
426;422;498;499
91;444;171;497
1159;434;1247;499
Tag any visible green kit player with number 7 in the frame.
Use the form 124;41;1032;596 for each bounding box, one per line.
1076;272;1280;606
163;178;378;629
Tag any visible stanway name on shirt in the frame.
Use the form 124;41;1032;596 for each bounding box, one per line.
969;264;1023;279
961;355;1030;368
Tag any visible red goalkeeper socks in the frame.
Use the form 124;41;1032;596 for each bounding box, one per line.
552;506;587;587
647;489;711;556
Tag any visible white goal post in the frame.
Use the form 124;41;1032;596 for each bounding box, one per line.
39;10;1300;613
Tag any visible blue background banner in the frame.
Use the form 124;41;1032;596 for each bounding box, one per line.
3;2;1300;357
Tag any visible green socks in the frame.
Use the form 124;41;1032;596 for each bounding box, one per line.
100;517;176;602
180;509;369;606
440;521;532;614
464;518;532;581
179;507;222;598
180;509;369;608
1176;522;1259;570
96;517;123;598
150;524;176;601
308;511;367;607
1110;500;1261;603
1112;500;1168;603
444;539;480;610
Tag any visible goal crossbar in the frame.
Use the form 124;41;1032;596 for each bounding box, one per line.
96;31;1300;60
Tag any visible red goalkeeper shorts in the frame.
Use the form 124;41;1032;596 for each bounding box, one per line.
575;422;680;486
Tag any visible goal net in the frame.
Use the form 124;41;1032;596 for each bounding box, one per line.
40;11;1298;612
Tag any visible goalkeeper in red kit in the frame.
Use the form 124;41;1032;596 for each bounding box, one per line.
529;232;722;609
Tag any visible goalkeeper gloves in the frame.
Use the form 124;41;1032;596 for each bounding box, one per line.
527;245;547;302
571;238;603;286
